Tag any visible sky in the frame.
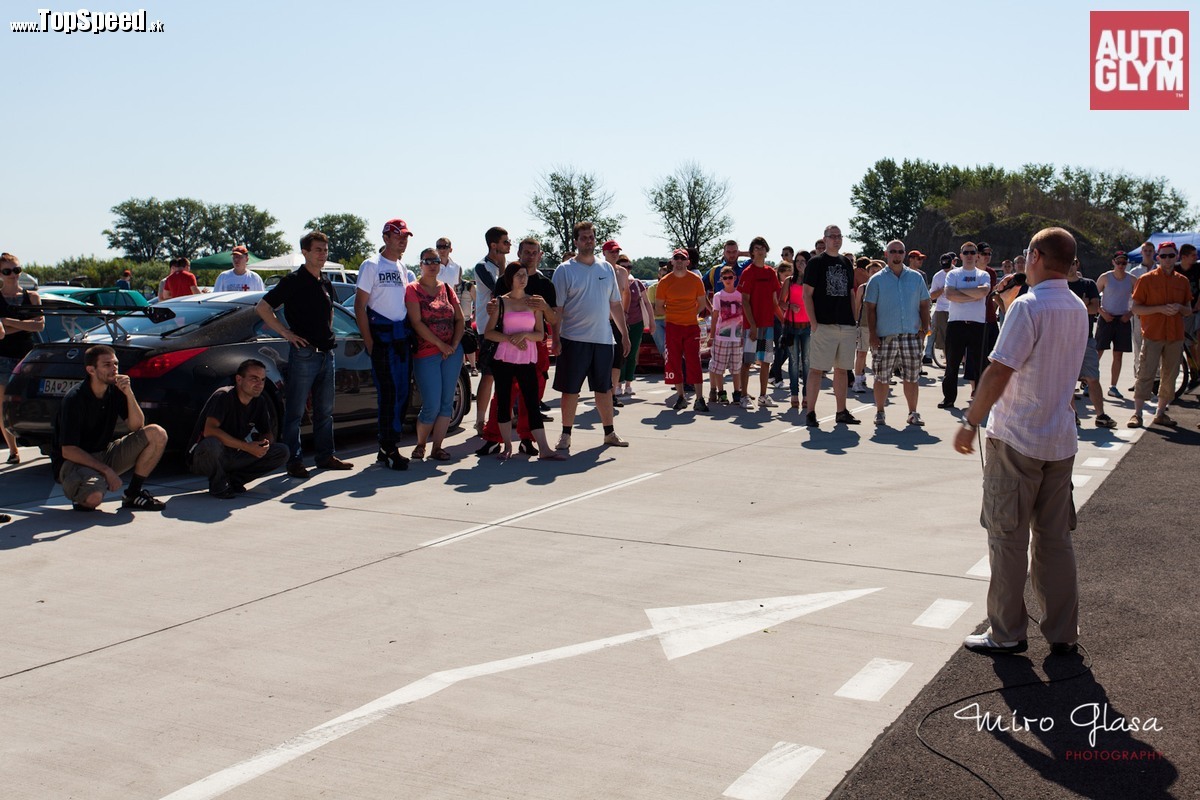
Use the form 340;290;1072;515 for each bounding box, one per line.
3;0;1196;266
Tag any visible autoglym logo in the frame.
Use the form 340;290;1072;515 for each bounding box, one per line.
1091;11;1188;110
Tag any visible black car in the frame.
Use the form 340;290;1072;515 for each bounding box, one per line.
3;292;471;454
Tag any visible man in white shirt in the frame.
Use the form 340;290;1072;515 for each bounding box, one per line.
212;246;265;293
435;237;462;287
355;218;415;470
939;242;991;409
955;227;1088;657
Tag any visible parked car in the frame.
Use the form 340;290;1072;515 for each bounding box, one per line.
3;292;471;455
37;285;150;308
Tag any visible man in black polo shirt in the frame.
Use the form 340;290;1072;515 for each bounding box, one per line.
52;344;168;511
256;230;354;479
189;358;291;497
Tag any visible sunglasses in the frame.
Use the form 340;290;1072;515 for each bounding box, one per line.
960;249;977;255
721;275;736;280
1;267;22;275
671;255;687;261
1158;252;1178;259
420;257;441;265
436;244;450;249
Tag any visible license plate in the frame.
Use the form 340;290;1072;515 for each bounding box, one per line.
41;378;81;396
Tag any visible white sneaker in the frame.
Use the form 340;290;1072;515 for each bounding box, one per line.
853;377;868;393
555;433;571;451
758;395;777;408
740;396;754;409
907;411;925;426
874;410;886;425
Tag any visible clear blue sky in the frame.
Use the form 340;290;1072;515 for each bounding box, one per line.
4;0;1195;265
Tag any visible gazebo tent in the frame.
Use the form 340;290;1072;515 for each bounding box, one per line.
189;250;264;267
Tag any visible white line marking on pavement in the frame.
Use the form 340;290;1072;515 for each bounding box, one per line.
912;599;973;629
418;472;659;548
966;555;990;577
833;658;913;702
722;742;825;800
160;591;877;800
1072;474;1093;488
1081;457;1109;468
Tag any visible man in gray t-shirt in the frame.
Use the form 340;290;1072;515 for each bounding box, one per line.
550;221;630;451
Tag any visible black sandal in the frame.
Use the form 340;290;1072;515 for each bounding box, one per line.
475;441;501;456
518;439;539;457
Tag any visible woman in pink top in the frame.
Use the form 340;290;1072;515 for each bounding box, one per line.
483;263;566;461
779;252;812;409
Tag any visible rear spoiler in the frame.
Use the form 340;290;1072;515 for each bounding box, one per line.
1;301;176;342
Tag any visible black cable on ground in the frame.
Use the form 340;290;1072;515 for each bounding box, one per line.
913;636;1093;800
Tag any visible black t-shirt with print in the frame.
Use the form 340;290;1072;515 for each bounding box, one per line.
803;253;856;325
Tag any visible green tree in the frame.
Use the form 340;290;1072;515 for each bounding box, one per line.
160;198;211;259
103;197;168;262
1115;176;1196;239
849;158;945;257
304;213;373;264
527;167;624;260
627;255;663;281
645;161;732;267
214;203;289;257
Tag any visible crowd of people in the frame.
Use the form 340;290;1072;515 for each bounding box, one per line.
0;223;1195;524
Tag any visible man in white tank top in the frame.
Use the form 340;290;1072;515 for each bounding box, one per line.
1095;250;1135;397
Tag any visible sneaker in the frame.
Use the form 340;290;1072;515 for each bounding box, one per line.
852;377;868;393
122;489;166;512
740;396;753;409
708;389;718;402
316;456;354;470
210;484;239;500
1094;414;1116;429
286;460;309;479
1152;413;1178;428
603;432;629;447
377;447;410;470
922;356;933;365
963;632;1028;655
555;433;571;451
1127;414;1143;428
71;503;96;513
672;394;688;410
1107;386;1123;399
805;411;819;427
758;395;777;408
1050;642;1079;656
907;411;925;427
874;411;886;426
612;394;624;408
771;378;784;389
937;400;956;409
626;384;636;397
717;390;729;405
693;397;709;413
834;410;861;425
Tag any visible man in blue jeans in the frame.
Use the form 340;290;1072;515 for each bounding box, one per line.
256;230;354;479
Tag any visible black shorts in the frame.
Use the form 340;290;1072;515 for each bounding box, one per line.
553;337;615;395
610;321;624;368
1095;316;1132;352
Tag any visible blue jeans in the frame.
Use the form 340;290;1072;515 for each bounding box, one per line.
283;346;336;463
414;345;463;424
652;319;667;355
785;326;811;397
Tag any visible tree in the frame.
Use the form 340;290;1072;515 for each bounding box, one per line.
160;198;211;259
304;213;373;264
645;161;733;266
627;255;663;281
849;158;944;257
103;197;168;262
527;167;624;260
1116;176;1196;239
215;203;289;258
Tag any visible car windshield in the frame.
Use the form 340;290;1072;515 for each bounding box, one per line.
82;303;233;338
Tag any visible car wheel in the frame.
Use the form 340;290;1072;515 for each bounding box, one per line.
448;369;472;431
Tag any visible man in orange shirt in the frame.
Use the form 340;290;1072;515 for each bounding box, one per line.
1129;241;1193;428
655;248;708;412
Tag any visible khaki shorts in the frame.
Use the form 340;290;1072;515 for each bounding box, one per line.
856;325;869;353
809;324;857;372
60;429;148;504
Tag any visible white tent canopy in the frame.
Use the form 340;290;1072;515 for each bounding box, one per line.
253;253;343;270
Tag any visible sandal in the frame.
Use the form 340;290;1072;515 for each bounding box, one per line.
431;447;453;461
411;444;426;460
518;439;539;457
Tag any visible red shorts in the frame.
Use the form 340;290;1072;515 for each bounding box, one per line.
665;322;701;386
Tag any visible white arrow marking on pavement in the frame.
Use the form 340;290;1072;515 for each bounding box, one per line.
160;588;881;800
723;742;825;800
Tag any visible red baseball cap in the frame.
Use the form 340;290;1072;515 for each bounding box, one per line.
231;245;249;256
907;249;926;259
601;240;621;252
383;219;413;236
671;247;690;259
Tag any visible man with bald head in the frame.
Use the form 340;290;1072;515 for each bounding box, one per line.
954;227;1088;657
